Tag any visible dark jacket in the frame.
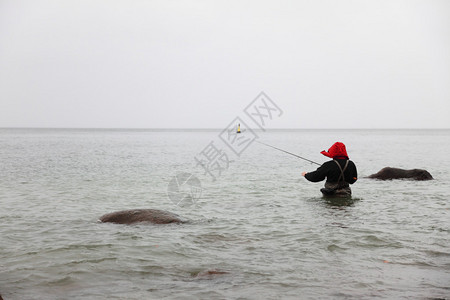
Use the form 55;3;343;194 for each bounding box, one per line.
305;158;357;185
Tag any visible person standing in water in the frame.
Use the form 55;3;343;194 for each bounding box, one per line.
301;142;357;196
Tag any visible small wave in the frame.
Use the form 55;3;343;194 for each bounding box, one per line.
424;249;450;258
66;257;117;266
347;235;403;248
191;269;230;279
46;275;75;285
327;244;348;252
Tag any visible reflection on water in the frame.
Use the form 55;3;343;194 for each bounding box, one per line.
323;196;360;207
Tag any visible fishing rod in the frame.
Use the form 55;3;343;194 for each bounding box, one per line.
256;141;321;166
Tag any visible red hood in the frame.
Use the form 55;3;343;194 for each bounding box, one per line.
320;142;349;159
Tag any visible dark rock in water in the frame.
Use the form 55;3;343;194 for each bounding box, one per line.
367;167;433;181
99;209;185;225
0;294;3;300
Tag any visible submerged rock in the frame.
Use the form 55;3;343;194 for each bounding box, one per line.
99;209;185;225
367;167;433;181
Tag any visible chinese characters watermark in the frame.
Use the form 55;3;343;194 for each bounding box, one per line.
167;172;202;207
244;92;283;130
167;91;283;207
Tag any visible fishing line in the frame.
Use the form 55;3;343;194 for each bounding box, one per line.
256;141;321;166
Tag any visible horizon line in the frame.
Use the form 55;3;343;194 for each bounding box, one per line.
0;127;449;130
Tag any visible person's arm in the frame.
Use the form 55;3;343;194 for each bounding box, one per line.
346;161;358;184
303;163;328;182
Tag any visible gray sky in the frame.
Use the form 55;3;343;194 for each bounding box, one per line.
1;0;449;128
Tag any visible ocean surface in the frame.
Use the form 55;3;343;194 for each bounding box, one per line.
0;128;449;300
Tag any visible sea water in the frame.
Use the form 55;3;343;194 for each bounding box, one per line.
0;129;449;299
